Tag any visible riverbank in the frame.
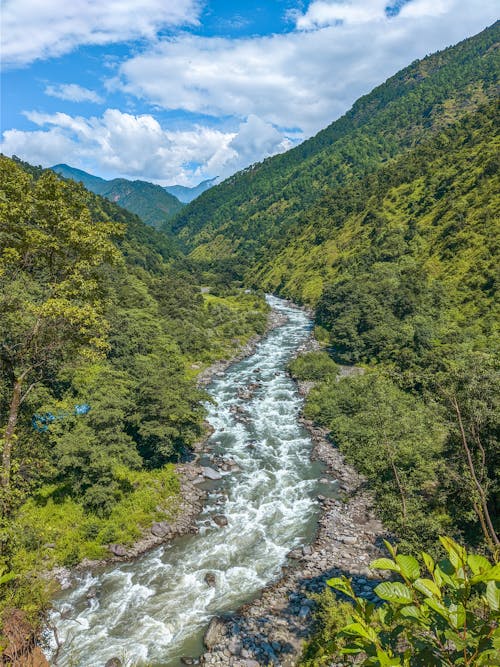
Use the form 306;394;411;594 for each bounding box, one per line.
45;307;286;592
196;339;388;667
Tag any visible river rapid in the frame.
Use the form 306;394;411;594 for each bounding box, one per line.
48;296;326;666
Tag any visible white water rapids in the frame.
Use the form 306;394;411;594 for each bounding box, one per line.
47;296;329;666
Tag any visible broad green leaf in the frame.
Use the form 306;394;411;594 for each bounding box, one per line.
396;554;420;581
376;648;402;666
383;539;397;559
424;597;450;621
327;576;356;599
485;580;500;611
374;581;413;604
371;558;400;572
414;577;442;599
422;551;435;575
448;602;466;630
399;604;421;620
341;622;378;642
435;559;456;586
439;536;466;569
467;553;491;575
472;563;500;584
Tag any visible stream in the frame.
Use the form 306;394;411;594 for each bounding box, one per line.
47;296;328;666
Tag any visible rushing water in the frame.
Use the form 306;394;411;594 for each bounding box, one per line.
47;296;327;666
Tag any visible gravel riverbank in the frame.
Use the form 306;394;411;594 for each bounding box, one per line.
195;339;388;667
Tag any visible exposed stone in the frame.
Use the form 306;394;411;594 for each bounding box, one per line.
213;515;228;527
104;659;122;667
205;572;217;587
204;617;227;649
108;544;127;557
202;466;222;480
151;521;170;537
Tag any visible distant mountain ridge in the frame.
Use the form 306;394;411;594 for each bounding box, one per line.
51;164;185;229
164;178;218;203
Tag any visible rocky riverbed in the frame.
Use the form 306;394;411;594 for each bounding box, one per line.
47;307;288;590
195;345;388;667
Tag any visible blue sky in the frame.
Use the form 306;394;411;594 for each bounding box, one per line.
1;0;497;186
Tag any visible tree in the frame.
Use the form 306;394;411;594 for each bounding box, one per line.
0;158;122;500
326;537;500;666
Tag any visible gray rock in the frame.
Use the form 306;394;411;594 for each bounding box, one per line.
202;466;222;480
108;544;127;557
205;572;217;587
151;521;170;537
104;659;122;667
204;617;227;649
180;658;200;665
213;514;228;527
299;605;311;619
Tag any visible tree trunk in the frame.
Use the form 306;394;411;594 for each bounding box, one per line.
1;378;23;491
452;396;499;548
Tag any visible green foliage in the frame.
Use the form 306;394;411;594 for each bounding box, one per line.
304;370;450;551
322;538;500;666
0;155;269;628
288;351;338;382
6;465;180;572
51;163;185;229
174;22;499;279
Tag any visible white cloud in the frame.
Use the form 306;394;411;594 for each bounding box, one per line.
117;0;498;135
2;0;202;68
0;109;292;185
45;83;103;104
295;0;389;30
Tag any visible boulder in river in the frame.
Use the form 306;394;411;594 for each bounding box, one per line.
213;514;228;527
202;466;222;480
205;572;217;587
204;616;227;649
104;659;122;667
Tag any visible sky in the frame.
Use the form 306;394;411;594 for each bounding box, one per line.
1;1;497;187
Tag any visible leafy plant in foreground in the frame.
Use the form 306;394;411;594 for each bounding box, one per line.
327;537;499;666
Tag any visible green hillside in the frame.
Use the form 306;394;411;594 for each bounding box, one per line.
174;21;499;567
51;164;185;229
174;22;499;273
0;156;268;620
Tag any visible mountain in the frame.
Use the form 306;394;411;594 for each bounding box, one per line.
171;22;500;559
164;177;217;203
51;164;184;229
173;21;499;284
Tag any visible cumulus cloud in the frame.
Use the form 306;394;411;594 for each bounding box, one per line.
117;0;498;135
45;83;103;104
0;109;292;185
2;0;201;68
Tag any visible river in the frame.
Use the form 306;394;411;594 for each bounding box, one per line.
47;296;326;666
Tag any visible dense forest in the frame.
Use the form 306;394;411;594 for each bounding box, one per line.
0;155;268;625
172;22;499;664
0;19;498;667
174;21;499;274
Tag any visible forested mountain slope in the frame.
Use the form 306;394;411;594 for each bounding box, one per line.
51;163;185;229
174;22;499;270
0;156;268;619
175;20;499;571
